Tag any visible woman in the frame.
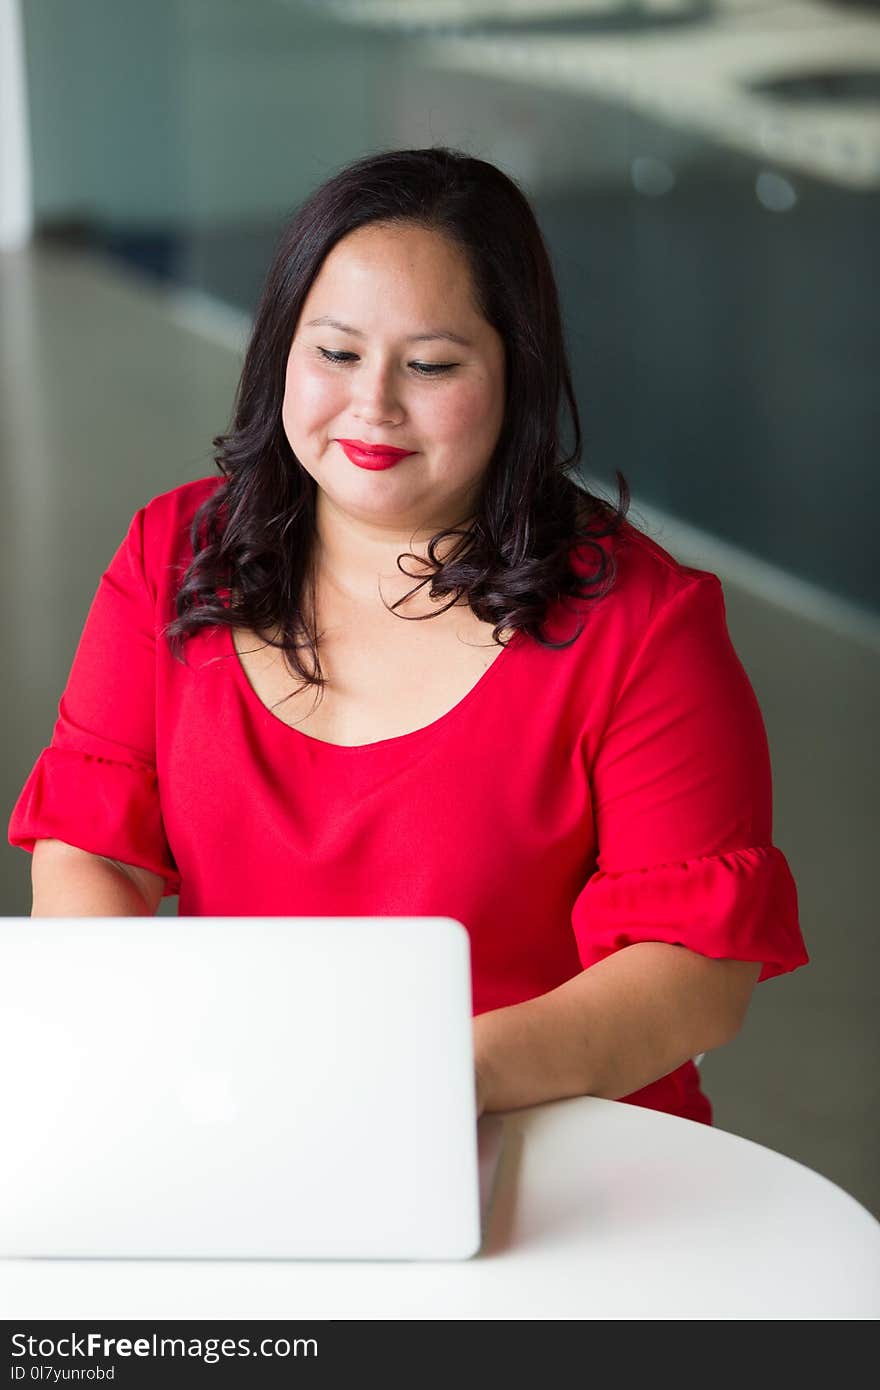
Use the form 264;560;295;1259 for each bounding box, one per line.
9;146;808;1124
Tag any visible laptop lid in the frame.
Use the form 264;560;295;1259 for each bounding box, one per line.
0;915;500;1260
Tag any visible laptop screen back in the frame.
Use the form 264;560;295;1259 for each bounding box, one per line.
0;915;485;1260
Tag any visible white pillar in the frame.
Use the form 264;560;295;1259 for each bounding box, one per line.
0;0;33;249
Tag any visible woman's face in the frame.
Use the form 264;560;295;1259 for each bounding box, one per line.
282;221;506;536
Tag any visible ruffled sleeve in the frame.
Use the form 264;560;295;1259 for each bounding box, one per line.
571;573;808;983
7;504;180;898
572;846;804;983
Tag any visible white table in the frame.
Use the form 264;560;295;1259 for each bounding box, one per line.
3;1096;878;1320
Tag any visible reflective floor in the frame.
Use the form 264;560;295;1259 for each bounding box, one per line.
2;241;878;1221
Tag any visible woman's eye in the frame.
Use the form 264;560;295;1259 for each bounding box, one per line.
410;361;457;376
316;347;456;376
317;349;357;365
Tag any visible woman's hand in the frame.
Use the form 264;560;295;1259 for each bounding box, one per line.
474;1014;492;1117
474;1063;487;1118
469;946;760;1115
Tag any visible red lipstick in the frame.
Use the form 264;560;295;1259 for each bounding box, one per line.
335;439;416;471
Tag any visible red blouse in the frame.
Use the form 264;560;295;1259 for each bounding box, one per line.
8;477;809;1124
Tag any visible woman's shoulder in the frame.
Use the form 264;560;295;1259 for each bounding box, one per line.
141;474;224;534
558;511;724;670
571;511;722;620
138;472;224;555
118;474;225;604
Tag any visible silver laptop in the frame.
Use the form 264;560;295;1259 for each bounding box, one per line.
0;915;504;1260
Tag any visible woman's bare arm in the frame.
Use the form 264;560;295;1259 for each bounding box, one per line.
474;942;761;1114
30;839;164;917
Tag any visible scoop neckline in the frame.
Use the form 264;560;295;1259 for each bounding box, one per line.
225;620;527;754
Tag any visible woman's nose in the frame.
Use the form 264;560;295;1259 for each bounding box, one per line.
352;363;403;425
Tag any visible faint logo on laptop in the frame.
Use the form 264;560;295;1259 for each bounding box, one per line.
171;1067;241;1125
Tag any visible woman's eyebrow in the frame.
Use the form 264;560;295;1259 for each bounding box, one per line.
305;315;471;347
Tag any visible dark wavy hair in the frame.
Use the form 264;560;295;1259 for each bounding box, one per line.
163;145;631;703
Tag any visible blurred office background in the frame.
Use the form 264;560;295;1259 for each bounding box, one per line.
2;0;878;1215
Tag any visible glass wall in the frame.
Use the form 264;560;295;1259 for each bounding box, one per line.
19;0;880;613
